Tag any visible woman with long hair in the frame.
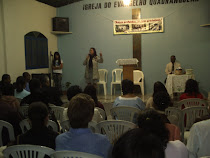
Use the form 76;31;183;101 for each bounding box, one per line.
180;79;203;100
146;81;170;109
83;48;103;86
14;76;30;99
52;52;63;92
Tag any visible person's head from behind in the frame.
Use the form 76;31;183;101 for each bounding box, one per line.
40;75;50;88
185;79;199;95
170;55;176;63
29;78;41;94
153;81;168;97
16;76;26;93
1;84;14;96
122;79;134;95
112;128;165;158
67;93;95;128
89;47;97;57
138;109;169;147
28;102;49;128
67;85;82;101
84;84;98;104
153;91;171;111
22;72;30;82
1;74;11;85
54;52;61;60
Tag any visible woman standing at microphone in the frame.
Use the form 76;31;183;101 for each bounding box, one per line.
83;48;103;86
52;52;63;92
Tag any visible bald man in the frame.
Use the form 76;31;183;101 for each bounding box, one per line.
165;55;181;75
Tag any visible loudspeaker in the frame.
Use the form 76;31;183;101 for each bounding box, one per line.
52;17;69;32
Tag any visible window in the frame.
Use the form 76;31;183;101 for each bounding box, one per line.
25;31;49;69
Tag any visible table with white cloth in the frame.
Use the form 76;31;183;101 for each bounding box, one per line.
166;74;194;96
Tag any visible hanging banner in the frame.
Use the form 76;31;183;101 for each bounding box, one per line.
113;17;164;35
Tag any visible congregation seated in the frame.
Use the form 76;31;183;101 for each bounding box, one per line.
56;93;112;158
0;74;11;87
187;119;210;158
17;102;59;149
62;85;82;108
14;76;30;100
180;79;204;101
62;85;103;123
138;109;188;158
146;81;169;109
20;78;49;106
22;72;30;92
153;92;180;141
20;78;58;124
112;128;165;158
40;75;63;106
113;79;145;110
84;84;105;110
0;88;22;145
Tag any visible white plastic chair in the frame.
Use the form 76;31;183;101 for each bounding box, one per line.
47;120;59;132
95;107;106;120
51;151;102;158
165;107;183;131
182;106;208;131
96;120;136;144
60;120;97;133
60;120;70;132
110;106;142;124
50;106;65;121
133;70;144;95
110;69;123;95
0;120;15;146
19;119;59;133
3;145;54;158
19;106;29;118
19;119;31;134
178;98;208;109
182;106;209;143
97;69;108;96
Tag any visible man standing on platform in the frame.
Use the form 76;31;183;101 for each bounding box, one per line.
165;55;181;75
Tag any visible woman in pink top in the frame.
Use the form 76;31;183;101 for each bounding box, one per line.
180;79;203;101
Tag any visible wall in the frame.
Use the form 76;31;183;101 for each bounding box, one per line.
1;0;57;82
0;0;6;75
57;0;210;96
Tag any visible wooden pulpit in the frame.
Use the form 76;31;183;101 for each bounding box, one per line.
116;59;139;81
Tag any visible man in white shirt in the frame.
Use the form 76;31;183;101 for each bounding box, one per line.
187;119;210;158
165;55;181;75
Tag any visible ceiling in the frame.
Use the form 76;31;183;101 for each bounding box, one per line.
36;0;83;8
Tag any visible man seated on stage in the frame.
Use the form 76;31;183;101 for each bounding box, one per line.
165;55;181;75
